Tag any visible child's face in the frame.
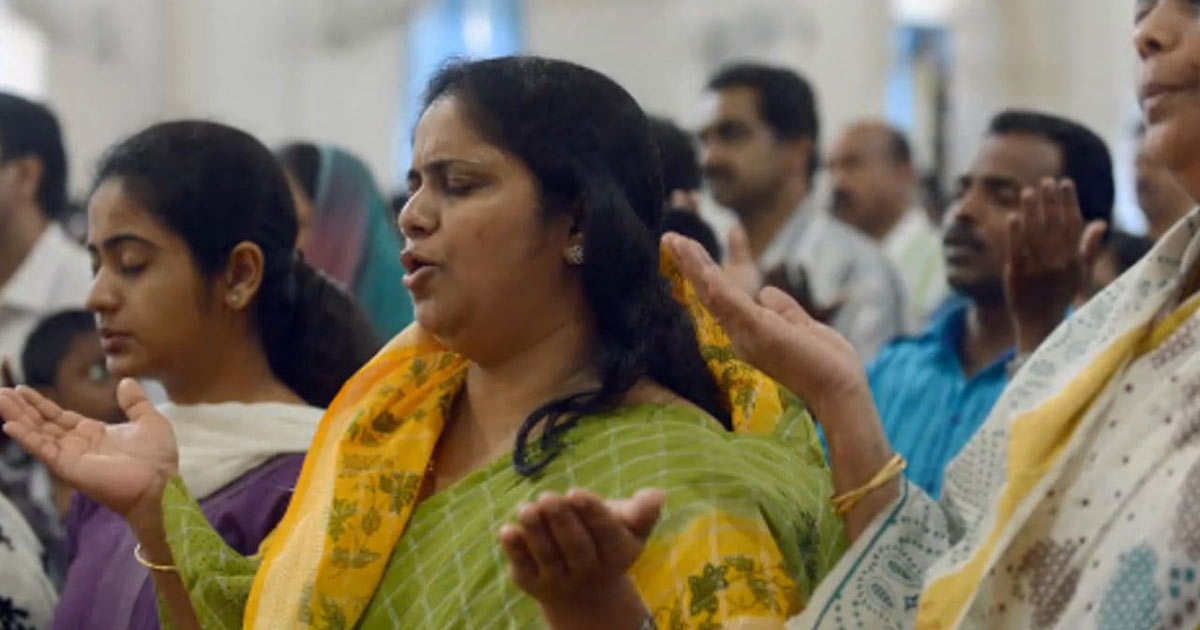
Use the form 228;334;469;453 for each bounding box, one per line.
49;332;124;424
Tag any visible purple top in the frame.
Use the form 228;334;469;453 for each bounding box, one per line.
52;454;305;630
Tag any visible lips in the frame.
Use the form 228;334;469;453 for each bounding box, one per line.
1139;80;1192;121
97;328;131;354
400;250;436;274
942;232;984;252
942;226;986;263
400;250;439;291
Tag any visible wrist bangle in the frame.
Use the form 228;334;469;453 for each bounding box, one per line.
134;543;177;572
832;454;906;516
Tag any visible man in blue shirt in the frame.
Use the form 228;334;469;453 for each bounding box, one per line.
867;111;1114;497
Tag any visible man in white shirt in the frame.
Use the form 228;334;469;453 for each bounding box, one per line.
0;92;91;383
697;63;904;361
828;121;947;333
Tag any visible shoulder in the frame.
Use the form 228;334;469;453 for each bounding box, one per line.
813;215;899;277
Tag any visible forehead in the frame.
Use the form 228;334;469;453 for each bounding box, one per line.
411;96;507;168
831;125;892;158
699;86;763;127
86;179;167;241
969;132;1063;185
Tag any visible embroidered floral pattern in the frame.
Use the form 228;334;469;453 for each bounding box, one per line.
651;556;800;630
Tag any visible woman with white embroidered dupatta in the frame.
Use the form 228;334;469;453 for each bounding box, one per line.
641;1;1200;628
32;122;380;630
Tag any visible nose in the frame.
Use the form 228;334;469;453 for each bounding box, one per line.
1135;1;1178;61
943;190;983;229
84;269;119;317
398;190;438;241
698;136;722;172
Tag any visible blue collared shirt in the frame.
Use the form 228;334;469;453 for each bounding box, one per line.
866;301;1013;498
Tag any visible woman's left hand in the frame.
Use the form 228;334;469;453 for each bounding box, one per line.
499;488;664;630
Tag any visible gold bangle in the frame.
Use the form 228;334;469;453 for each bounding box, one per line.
832;454;906;516
134;543;178;572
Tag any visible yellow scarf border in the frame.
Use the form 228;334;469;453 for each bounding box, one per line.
915;290;1200;628
244;246;796;629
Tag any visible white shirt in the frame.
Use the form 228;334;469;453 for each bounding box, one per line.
883;209;949;334
0;223;92;382
760;202;905;362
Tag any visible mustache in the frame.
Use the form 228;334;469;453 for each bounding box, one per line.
942;222;986;249
831;188;854;209
702;165;735;181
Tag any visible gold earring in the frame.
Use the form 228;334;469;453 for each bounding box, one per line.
565;244;585;266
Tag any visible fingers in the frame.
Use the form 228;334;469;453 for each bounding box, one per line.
604;488;666;543
1029;180;1051;243
498;524;540;588
665;233;762;332
568;489;643;565
1007;212;1028;275
0;411;60;463
757;287;815;327
1080;220;1108;266
1058;179;1084;234
0;390;35;429
538;492;599;573
116;379;153;424
726;223;754;268
16;386;79;431
516;500;568;577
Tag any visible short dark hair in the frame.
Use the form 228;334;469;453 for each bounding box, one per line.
647;116;701;199
988;110;1115;226
707;62;820;182
21;310;95;388
0;93;68;220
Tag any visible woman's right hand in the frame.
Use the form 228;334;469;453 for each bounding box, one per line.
665;232;899;539
0;378;179;526
664;232;868;418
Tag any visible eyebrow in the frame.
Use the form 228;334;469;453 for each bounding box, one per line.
406;158;486;181
86;233;159;254
960;173;1022;189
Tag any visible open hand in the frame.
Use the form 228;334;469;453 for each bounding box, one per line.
0;379;179;521
499;489;664;630
1005;178;1107;355
664;232;866;418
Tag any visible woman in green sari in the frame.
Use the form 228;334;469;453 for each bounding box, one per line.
0;57;844;630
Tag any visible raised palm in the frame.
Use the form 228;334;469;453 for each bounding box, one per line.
0;379;178;518
664;232;866;417
1005;178;1107;354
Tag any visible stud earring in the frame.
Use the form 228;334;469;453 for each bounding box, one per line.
227;291;242;307
565;244;585;266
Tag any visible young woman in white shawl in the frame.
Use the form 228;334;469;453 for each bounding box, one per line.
20;122;380;630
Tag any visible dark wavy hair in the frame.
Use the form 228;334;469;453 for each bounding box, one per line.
91;121;381;407
423;56;731;475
